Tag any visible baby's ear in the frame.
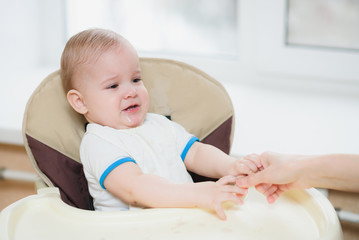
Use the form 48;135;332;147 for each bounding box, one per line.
66;89;88;114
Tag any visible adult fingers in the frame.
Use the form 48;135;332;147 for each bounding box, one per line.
236;171;266;188
262;184;278;196
267;188;284;204
255;183;272;194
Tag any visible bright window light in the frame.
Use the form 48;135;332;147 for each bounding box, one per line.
65;0;239;58
286;0;359;51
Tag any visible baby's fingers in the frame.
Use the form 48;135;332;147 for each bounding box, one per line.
223;184;248;196
233;159;260;175
214;202;227;220
244;154;263;170
214;192;244;220
217;175;237;185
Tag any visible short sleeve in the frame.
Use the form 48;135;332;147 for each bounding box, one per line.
167;119;199;161
80;133;136;189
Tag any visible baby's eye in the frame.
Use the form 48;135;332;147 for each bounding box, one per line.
108;84;118;89
133;78;142;83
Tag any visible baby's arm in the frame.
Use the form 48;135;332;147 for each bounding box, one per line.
184;142;260;178
104;162;246;220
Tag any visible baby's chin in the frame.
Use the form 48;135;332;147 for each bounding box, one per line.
100;121;140;130
121;117;145;129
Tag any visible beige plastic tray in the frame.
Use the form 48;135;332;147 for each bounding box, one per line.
0;187;342;240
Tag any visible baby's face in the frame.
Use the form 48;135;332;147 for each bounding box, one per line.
76;43;149;129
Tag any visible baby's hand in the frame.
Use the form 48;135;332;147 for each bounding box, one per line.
236;153;282;203
197;175;248;220
229;153;263;177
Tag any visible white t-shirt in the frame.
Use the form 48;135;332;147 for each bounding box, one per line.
80;113;198;211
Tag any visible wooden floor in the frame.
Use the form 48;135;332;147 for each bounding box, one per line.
0;143;358;239
0;144;36;210
329;190;359;239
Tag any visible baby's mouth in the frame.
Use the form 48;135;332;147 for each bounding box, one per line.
123;104;139;112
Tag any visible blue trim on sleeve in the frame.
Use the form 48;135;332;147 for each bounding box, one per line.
100;157;136;189
181;136;200;161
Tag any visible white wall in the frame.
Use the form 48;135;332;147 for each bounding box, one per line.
0;0;66;144
1;0;359;156
0;0;42;75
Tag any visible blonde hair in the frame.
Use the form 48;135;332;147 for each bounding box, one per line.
60;28;126;92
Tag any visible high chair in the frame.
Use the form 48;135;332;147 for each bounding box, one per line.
0;58;342;240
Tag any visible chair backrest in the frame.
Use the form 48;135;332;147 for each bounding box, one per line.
22;58;235;210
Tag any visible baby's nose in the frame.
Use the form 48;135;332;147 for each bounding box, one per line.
124;85;137;98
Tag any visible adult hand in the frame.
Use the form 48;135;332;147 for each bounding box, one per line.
236;152;309;203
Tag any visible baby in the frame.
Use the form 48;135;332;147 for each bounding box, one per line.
61;28;260;220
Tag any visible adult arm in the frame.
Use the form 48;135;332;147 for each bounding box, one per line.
237;152;359;202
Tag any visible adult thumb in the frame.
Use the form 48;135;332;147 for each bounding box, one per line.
236;172;265;188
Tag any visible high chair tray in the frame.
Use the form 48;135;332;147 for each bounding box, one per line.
0;187;342;240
